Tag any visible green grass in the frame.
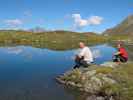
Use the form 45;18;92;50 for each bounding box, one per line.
96;67;113;74
97;63;133;100
110;63;133;100
0;30;107;50
94;63;133;100
106;34;133;42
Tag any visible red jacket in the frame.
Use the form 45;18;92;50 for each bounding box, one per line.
119;47;128;58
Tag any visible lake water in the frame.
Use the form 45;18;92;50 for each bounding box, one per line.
0;44;127;100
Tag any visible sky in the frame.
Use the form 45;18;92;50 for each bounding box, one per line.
0;0;132;33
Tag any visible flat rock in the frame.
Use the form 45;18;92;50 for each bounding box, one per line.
100;62;118;68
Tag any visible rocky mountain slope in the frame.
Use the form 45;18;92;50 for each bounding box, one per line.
103;15;133;35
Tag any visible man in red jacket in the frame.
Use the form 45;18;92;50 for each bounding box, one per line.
113;43;128;63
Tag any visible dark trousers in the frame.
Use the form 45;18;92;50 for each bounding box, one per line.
113;54;128;63
73;56;90;69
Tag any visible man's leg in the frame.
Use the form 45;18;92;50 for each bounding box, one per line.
119;56;128;63
113;55;119;62
113;54;128;64
73;61;81;69
74;56;82;69
80;60;89;68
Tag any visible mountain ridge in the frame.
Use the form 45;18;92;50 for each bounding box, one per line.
103;15;133;35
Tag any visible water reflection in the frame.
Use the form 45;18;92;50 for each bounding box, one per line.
7;47;23;55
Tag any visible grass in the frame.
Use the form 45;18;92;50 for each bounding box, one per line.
0;30;107;50
62;69;82;83
99;63;133;100
110;63;133;100
96;67;113;74
106;34;133;43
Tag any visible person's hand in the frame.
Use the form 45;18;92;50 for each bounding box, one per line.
75;55;78;58
113;53;116;56
114;52;119;56
74;55;78;59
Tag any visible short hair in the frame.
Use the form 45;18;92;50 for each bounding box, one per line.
79;42;85;45
117;42;123;47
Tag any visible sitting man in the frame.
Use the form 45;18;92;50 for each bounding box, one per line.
113;43;128;64
74;42;94;69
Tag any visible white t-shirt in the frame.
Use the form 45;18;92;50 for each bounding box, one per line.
78;46;93;63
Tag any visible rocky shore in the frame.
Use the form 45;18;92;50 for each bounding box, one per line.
56;62;133;100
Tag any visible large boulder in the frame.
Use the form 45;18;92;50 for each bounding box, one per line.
56;62;133;100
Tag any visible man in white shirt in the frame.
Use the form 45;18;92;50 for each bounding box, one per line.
74;42;94;69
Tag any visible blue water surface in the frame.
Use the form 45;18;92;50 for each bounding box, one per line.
0;44;117;100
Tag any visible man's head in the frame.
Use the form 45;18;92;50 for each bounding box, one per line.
79;42;85;48
117;43;122;49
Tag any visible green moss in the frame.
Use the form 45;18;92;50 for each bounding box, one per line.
62;69;82;83
96;67;113;74
100;82;121;96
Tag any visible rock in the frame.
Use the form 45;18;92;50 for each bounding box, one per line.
57;66;117;94
86;95;105;100
85;70;97;77
56;61;127;99
86;95;97;100
101;76;116;84
96;96;105;100
100;62;118;68
56;62;133;100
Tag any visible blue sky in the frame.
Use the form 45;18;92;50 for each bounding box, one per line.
0;0;132;33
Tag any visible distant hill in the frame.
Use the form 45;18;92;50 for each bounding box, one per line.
0;30;107;50
28;27;46;33
84;32;98;36
103;15;133;36
0;29;97;35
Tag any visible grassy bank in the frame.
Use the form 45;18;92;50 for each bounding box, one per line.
0;30;132;50
105;34;133;43
0;30;107;50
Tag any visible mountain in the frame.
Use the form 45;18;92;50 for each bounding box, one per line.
103;15;133;35
28;27;46;33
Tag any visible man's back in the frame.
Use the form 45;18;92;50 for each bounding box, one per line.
78;46;93;63
119;47;128;58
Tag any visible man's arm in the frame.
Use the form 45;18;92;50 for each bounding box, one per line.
78;48;85;58
114;52;121;55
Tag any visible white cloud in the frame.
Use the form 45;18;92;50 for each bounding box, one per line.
88;16;103;25
72;14;103;29
4;19;23;27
